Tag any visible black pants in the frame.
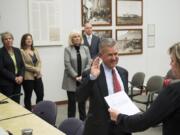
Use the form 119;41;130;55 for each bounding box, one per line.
22;78;44;111
67;91;86;121
0;84;21;103
109;121;132;135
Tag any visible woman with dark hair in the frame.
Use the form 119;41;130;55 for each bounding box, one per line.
0;32;25;103
20;33;44;111
109;42;180;135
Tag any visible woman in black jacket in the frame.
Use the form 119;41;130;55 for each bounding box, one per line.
108;42;180;135
0;32;25;103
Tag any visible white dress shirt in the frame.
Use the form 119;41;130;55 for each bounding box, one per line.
86;34;92;45
90;63;125;95
103;64;125;95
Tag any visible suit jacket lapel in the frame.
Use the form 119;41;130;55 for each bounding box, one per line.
116;67;124;83
13;48;19;67
3;47;16;73
97;65;108;97
91;35;96;47
116;67;128;92
3;47;11;61
83;35;90;46
24;50;34;65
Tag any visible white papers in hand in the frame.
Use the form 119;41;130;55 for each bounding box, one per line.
105;91;140;115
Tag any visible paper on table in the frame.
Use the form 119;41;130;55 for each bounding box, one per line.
0;127;9;135
105;91;140;115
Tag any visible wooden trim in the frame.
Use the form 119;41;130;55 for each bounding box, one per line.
32;100;68;108
55;100;68;105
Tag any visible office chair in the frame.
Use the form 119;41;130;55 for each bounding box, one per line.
32;100;57;126
133;75;164;111
59;118;84;135
128;72;145;100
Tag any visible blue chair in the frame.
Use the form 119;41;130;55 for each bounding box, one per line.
59;118;84;135
32;100;57;126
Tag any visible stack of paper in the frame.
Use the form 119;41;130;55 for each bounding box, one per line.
105;91;140;115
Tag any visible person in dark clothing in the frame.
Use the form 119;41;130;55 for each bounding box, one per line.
0;32;25;103
109;42;180;135
76;38;131;135
165;69;176;80
83;22;100;59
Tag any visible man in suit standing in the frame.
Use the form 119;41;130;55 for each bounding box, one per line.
83;22;100;59
76;38;131;135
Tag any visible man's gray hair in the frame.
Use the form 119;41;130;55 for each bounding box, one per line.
99;38;117;50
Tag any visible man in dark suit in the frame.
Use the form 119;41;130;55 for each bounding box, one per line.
76;38;131;135
0;32;25;103
83;22;100;59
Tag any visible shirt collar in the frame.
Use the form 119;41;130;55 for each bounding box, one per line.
102;63;116;72
86;34;92;38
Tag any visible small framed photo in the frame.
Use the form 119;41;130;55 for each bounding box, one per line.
116;0;143;26
93;30;112;39
81;0;112;26
116;29;143;55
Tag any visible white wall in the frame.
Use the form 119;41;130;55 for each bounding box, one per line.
0;0;180;103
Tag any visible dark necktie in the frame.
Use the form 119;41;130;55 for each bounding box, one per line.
112;69;121;93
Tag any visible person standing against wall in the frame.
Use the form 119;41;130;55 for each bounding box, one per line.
0;32;25;103
20;33;44;111
62;31;91;121
83;22;100;59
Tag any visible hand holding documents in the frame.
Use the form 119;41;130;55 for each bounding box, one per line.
105;91;140;115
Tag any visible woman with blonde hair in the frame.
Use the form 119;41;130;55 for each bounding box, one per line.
62;31;91;120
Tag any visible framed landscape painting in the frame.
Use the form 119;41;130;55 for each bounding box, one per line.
116;0;143;26
93;30;112;39
81;0;112;26
82;29;112;39
116;29;143;55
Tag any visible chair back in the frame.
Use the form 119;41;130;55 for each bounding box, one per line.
32;100;57;126
59;118;84;135
76;124;84;135
132;75;164;111
131;72;145;88
146;75;164;93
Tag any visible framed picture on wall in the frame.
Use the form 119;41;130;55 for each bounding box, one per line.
93;30;112;39
81;0;112;26
116;29;143;55
116;0;143;26
82;30;112;39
